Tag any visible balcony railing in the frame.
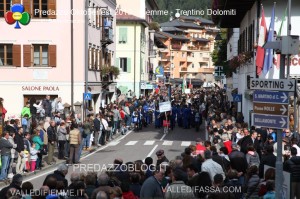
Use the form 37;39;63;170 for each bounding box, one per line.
200;47;210;51
172;44;182;50
187;46;199;50
180;67;187;72
101;28;114;45
203;57;210;62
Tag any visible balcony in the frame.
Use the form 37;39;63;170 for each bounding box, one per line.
180;67;187;72
187;56;194;63
187;46;199;51
171;44;182;50
101;28;114;47
200;46;210;51
203;57;210;62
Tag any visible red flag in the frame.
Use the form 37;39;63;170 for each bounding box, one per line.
256;5;267;76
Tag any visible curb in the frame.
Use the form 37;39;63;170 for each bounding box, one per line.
0;133;122;188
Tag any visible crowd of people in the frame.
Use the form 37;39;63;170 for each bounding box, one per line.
0;88;300;199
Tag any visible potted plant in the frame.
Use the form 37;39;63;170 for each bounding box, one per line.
110;66;120;78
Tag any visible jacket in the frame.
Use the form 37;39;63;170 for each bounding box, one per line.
42;99;52;116
93;118;101;131
69;129;81;145
245;174;261;199
283;156;300;182
259;153;276;178
30;147;38;161
113;109;121;121
246;151;260;167
0;137;14;156
14;132;25;153
37;126;48;145
140;176;164;199
57;126;67;141
21;106;31;118
165;181;195;199
201;159;225;181
32;135;44;150
47;125;57;142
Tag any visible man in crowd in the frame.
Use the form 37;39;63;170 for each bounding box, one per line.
47;120;57;165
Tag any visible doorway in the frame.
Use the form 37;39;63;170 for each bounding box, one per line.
23;95;58;106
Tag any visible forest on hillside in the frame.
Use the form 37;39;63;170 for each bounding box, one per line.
154;0;212;22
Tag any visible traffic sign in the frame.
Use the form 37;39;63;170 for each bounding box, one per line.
232;94;242;102
250;78;295;92
84;93;92;101
253;90;289;104
253;114;288;129
253;103;288;115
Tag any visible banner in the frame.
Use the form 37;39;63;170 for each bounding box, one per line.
159;101;171;113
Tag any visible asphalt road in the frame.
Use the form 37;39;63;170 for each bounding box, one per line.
10;122;207;189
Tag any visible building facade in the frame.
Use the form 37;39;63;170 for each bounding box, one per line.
0;0;116;118
213;0;300;125
115;0;158;97
154;16;219;86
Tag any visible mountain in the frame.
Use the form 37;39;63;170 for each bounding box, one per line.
153;0;212;23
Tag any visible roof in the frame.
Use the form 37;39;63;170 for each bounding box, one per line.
116;12;147;24
154;32;168;39
161;27;184;32
179;16;215;25
154;38;167;48
160;19;204;30
159;32;190;41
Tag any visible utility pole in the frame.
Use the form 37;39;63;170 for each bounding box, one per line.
71;0;74;112
84;0;89;121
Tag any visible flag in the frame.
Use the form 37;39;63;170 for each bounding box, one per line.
276;6;287;69
182;77;186;93
263;3;276;75
256;5;267;75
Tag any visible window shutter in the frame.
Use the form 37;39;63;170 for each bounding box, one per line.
99;50;102;68
48;45;56;67
12;45;21;67
116;58;119;68
23;45;32;67
127;58;131;73
12;0;21;4
48;0;56;19
23;0;31;16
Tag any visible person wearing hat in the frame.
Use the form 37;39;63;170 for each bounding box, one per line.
156;149;169;168
0;174;23;199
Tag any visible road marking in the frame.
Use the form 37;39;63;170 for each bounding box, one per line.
144;140;155;145
21;130;134;183
159;133;167;141
143;144;158;162
125;141;138;145
162;141;173;146
181;141;191;146
107;141;120;146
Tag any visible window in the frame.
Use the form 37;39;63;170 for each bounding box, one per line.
120;58;127;72
119;27;128;43
33;44;48;66
33;0;48;18
0;44;12;66
0;0;10;18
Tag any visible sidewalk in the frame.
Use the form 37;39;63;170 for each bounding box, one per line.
0;133;122;188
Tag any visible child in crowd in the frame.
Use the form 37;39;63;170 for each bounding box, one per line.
120;121;128;135
23;146;30;173
22;114;29;132
30;143;39;172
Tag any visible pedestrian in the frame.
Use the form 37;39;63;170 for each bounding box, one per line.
93;114;101;146
156;149;169;168
30;142;39;172
57;120;67;160
31;128;44;170
68;121;81;164
0;131;14;181
140;167;165;199
47;120;57;165
14;127;25;174
42;95;52;118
